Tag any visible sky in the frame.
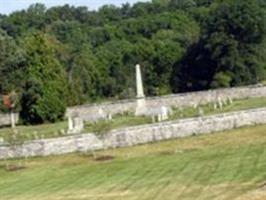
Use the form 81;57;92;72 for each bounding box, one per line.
0;0;150;15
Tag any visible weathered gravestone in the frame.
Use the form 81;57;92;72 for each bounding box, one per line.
68;116;84;134
0;137;4;145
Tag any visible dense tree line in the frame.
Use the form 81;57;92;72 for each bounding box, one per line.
0;0;265;124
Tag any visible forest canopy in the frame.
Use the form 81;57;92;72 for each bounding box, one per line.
0;0;266;123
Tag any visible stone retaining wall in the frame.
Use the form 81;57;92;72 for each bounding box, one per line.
66;85;266;117
0;113;19;127
1;107;266;159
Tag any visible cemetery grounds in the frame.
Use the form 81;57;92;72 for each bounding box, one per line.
0;124;265;200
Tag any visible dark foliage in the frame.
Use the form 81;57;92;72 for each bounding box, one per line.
0;0;265;123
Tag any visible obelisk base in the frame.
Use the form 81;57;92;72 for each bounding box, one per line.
135;98;147;116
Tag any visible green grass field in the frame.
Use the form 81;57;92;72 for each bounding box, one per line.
0;124;266;200
1;97;266;141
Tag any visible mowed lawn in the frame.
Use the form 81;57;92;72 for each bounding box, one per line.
0;125;266;200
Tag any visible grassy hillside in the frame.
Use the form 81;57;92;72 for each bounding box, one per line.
0;124;266;200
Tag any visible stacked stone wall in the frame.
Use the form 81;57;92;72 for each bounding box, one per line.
0;113;19;127
66;85;266;117
1;107;266;159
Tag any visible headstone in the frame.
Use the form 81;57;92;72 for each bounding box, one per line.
0;137;4;144
222;97;227;106
98;108;105;117
146;106;171;122
157;114;162;122
228;96;233;104
198;107;204;116
161;106;169;120
218;97;223;109
68;116;74;132
10;111;16;128
60;129;65;135
135;64;147;116
108;114;113;120
213;102;217;110
73;117;84;134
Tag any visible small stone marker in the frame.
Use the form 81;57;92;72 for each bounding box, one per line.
213;102;217;110
68;116;74;132
148;106;172;122
68;116;84;134
108;113;113;121
10;111;16;128
161;106;169;120
60;129;65;135
0;137;4;144
74;117;84;132
228;96;233;105
222;97;227;106
198;107;204;116
218;97;223;109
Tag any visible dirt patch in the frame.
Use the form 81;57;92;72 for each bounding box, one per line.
234;182;266;200
158;151;175;156
258;182;266;189
94;155;115;162
158;148;200;156
5;164;26;172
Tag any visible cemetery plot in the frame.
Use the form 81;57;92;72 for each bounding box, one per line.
0;96;266;142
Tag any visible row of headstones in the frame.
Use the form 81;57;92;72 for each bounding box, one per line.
190;95;234;117
67;108;113;134
67;96;234;134
193;96;233;111
0;95;235;142
143;95;234;122
144;95;234;122
67;106;172;134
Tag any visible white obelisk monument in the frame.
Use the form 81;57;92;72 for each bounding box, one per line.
135;64;146;116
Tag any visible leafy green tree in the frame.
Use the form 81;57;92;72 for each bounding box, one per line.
20;33;67;124
0;29;25;95
174;0;266;92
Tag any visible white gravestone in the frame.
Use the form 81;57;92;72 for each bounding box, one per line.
217;97;223;109
213;102;218;110
228;96;233;105
10;111;16;128
0;137;4;144
147;106;172;122
68;116;84;134
73;117;84;133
